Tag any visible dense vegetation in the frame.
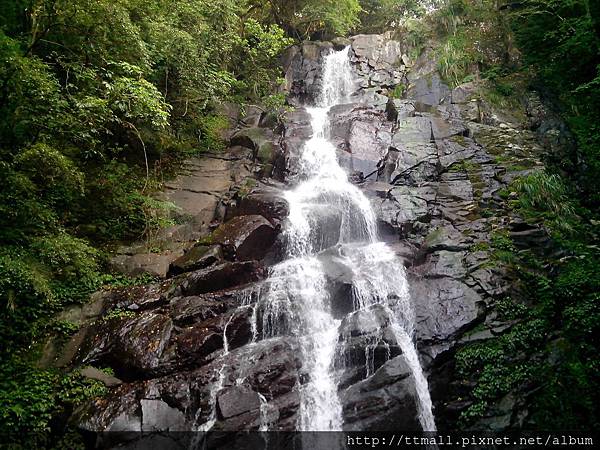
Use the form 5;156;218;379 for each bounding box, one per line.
427;0;599;431
0;0;598;446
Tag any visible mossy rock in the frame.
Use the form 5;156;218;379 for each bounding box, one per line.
256;141;275;165
230;127;277;166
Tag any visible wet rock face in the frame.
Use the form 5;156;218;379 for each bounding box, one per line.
69;33;554;442
217;386;261;419
81;312;174;379
225;182;289;226
76;336;303;437
168;244;223;276
340;39;548;430
175;261;266;296
342;356;420;431
282;41;334;105
211;215;277;261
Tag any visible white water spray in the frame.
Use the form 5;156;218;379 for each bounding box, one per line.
261;47;436;432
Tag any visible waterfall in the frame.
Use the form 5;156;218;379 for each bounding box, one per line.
260;47;436;432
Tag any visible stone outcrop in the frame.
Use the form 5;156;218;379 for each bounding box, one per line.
210;215;277;261
107;106;287;279
283;41;334;105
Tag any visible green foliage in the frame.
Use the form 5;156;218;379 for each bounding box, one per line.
357;0;426;33
311;0;362;36
449;158;479;172
432;0;517;87
389;83;406;98
437;29;482;87
508;0;600;205
102;308;136;322
458;171;599;428
15;144;85;209
0;249;53;347
99;272;158;289
30;234;98;280
512;172;577;233
495;296;528;321
198;115;229;152
0;363;106;447
0;163;57;243
233;19;294;100
0;2;296;445
47;319;79;338
456;318;547;425
248;0;361;39
263;93;287;111
490;230;514;252
108;73;171;129
470;241;490;252
0;36;65;148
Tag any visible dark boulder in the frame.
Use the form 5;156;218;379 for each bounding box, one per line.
168;244;223;276
80;312;173;379
211;215;277;261
175;318;224;364
342;355;420;431
225;183;289;226
411;277;485;346
174;261;267;297
217;386;262;419
169;284;259;326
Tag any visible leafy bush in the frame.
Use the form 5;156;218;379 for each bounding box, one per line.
437;30;482;87
512;172;577;233
0;364;107;448
389;83;406;98
0;1;306;447
357;0;427;33
15;144;85;211
199;115;230;152
0;250;53;345
233;19;294;100
508;0;600;205
457;167;599;429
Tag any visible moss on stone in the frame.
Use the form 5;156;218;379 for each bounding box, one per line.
256;141;275;164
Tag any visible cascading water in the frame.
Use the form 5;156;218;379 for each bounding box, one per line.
188;47;436;438
259;46;437;433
